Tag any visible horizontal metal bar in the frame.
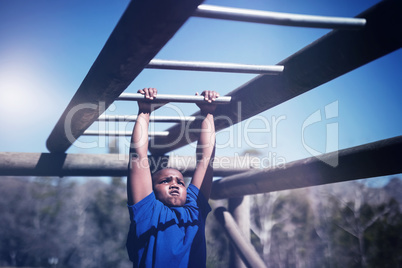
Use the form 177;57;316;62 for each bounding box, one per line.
97;115;196;123
82;130;169;137
194;4;366;29
211;136;402;199
146;59;284;74
0;153;257;177
117;93;232;103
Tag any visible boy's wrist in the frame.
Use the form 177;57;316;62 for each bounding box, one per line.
200;110;214;117
138;108;151;114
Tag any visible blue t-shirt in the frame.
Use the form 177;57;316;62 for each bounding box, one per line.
126;184;211;268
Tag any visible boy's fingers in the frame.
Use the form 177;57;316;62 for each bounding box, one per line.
211;92;217;101
205;93;211;103
141;88;148;99
205;91;211;102
146;88;152;99
151;87;157;97
136;88;158;102
197;90;219;104
148;88;154;99
208;91;218;103
139;87;158;100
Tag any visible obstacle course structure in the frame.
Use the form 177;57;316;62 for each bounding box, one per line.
1;1;401;266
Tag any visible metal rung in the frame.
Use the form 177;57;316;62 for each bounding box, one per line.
194;5;366;29
97;115;196;123
116;93;232;103
146;59;284;74
82;130;169;137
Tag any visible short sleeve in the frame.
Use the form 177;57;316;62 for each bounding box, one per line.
187;184;211;219
127;192;156;223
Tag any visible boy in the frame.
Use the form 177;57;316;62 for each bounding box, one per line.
126;88;219;268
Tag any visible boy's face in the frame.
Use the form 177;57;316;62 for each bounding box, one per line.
152;168;187;207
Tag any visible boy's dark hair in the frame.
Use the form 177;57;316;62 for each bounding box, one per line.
149;155;170;175
151;167;182;181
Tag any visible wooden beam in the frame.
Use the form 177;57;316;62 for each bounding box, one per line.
46;0;205;153
0;153;257;177
149;0;402;155
214;207;267;268
228;197;251;268
210;136;402;200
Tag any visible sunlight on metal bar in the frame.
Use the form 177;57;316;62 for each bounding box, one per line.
147;59;284;74
97;115;196;123
82;130;169;137
194;4;366;29
116;93;232;103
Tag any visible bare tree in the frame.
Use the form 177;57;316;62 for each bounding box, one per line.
250;191;281;261
311;181;391;267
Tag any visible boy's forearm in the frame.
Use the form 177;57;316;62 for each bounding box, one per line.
127;110;152;205
127;88;160;205
130;111;150;157
198;113;216;159
192;112;216;199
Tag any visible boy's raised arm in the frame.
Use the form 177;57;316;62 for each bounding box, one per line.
127;88;158;205
191;91;219;200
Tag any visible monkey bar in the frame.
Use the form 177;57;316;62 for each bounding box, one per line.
146;59;284;74
117;93;232;103
44;0;397;154
194;4;366;29
97;115;196;123
82;130;169;137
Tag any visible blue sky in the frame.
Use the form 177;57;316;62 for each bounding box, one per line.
0;0;401;184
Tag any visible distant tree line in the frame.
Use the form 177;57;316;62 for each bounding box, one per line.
0;176;131;268
247;177;402;268
0;176;401;267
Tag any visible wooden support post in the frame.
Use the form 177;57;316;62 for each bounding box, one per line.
214;207;266;268
228;197;251;268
